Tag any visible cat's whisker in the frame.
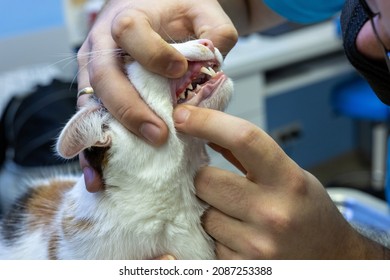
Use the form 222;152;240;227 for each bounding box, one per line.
51;49;125;68
161;28;178;44
47;53;78;69
48;49;129;78
67;49;129;91
77;48;126;59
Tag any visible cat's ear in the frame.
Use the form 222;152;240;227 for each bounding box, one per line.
56;101;111;159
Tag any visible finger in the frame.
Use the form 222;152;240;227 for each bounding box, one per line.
111;10;187;78
203;207;244;253
214;242;244;260
90;64;169;146
77;42;94;108
195;166;259;220
85;34;169;146
152;254;176;260
189;2;238;55
207;142;246;174
174;106;296;184
203;206;261;258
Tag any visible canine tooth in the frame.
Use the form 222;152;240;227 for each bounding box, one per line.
208;67;216;76
187;84;193;90
200;66;213;76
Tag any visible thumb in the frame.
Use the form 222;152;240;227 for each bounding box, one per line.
153;254;176;260
191;3;238;55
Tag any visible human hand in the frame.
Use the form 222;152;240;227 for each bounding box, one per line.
77;0;237;192
77;0;237;141
153;255;176;260
173;105;380;259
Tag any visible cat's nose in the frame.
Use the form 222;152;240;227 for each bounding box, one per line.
198;39;215;52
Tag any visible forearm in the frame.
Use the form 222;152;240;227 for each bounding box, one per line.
337;221;390;259
218;0;286;35
356;233;390;259
351;224;390;259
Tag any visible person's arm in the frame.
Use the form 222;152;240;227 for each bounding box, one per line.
77;0;239;143
173;105;390;259
77;0;286;192
218;0;286;35
77;0;340;192
77;0;240;191
77;0;344;148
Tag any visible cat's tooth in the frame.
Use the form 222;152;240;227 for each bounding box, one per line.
187;84;193;90
208;67;216;76
200;66;213;76
179;92;186;99
195;84;201;91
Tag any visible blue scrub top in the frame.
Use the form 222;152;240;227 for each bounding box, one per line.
263;0;345;23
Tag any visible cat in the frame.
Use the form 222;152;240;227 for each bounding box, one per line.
0;39;233;259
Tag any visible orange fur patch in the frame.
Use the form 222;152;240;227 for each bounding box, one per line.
25;179;76;259
48;233;60;260
27;179;75;230
61;214;94;240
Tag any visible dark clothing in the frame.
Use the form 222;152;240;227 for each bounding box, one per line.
341;0;390;105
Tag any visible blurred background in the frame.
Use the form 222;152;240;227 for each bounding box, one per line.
0;1;389;231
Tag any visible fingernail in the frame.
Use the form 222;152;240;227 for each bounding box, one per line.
140;122;162;145
173;107;190;124
166;60;186;77
159;255;176;260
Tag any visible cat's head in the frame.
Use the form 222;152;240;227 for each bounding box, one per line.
56;39;233;183
125;39;233;129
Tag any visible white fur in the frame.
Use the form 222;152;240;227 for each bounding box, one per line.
0;39;233;259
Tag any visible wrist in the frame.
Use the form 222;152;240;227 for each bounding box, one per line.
351;230;390;259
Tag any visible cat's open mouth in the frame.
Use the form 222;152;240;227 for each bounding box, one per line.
170;61;227;106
